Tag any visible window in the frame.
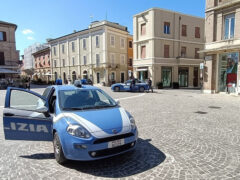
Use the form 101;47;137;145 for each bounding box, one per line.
53;47;56;56
96;36;99;47
141;46;146;59
182;25;187;36
110;35;115;46
164;45;170;58
96;54;100;66
0;52;5;65
195;48;200;59
83;39;86;49
224;13;235;39
62;44;65;54
181;47;186;57
0;31;6;41
164;22;170;34
62;59;65;67
54;60;57;67
141;23;146;36
72;42;75;52
129;58;133;66
111;72;115;80
111;54;115;66
195;27;200;38
72;57;75;66
83;56;87;65
120;38;125;48
129;41;132;48
10;90;46;111
121;55;125;64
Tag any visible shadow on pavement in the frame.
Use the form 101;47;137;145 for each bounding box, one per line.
63;138;166;178
20;153;54;160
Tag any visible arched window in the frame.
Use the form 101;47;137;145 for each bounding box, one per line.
83;70;88;79
72;71;77;82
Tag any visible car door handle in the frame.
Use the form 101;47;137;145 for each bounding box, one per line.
4;113;14;117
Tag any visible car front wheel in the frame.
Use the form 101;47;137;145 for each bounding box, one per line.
53;132;67;164
114;86;120;92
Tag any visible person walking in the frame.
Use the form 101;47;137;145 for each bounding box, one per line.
148;78;153;93
27;76;31;90
55;76;63;85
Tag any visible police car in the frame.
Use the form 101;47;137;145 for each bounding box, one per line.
3;82;138;164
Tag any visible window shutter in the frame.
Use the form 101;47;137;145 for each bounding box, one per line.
195;27;200;38
164;45;169;58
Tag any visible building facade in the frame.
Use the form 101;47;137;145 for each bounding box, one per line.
32;47;51;82
0;21;20;79
202;0;240;94
133;8;205;88
23;43;49;75
49;20;131;85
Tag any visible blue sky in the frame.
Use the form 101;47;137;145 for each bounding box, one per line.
1;0;205;56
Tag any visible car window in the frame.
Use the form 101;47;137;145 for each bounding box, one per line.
10;90;46;111
58;89;117;110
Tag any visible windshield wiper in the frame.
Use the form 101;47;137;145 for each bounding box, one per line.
63;107;83;111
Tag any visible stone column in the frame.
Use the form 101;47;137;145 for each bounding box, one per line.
188;66;194;88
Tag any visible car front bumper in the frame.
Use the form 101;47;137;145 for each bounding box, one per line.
61;129;138;161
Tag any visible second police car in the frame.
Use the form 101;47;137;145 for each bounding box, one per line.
3;81;138;164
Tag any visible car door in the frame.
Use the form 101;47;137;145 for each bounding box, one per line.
123;80;131;91
3;87;53;141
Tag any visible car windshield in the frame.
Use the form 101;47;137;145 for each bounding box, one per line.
59;89;117;111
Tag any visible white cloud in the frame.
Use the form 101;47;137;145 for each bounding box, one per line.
22;29;34;35
27;36;35;40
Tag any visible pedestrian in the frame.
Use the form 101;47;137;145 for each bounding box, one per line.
131;78;136;92
27;76;31;90
148;78;153;93
55;76;63;85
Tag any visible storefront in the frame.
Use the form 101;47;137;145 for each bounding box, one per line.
218;52;239;93
162;67;172;88
178;67;189;87
137;67;148;82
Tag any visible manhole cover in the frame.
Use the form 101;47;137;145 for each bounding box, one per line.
208;106;221;109
195;111;208;114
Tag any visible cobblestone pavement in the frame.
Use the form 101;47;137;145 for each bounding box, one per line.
0;86;240;179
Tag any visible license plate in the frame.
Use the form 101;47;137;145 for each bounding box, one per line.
108;139;124;148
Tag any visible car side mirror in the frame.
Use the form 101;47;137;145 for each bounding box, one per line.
36;106;50;117
115;99;120;105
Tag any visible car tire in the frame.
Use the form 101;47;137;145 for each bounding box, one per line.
53;132;67;164
114;86;120;92
139;87;145;92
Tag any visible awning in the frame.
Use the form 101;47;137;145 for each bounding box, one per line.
0;68;19;74
136;68;148;72
45;72;53;76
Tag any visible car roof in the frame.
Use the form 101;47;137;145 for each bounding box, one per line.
49;85;100;91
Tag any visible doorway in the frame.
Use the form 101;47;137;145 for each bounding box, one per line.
97;72;100;83
193;67;198;87
162;67;172;88
178;68;189;87
120;72;125;83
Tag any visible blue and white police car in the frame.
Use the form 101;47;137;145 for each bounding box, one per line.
3;82;138;164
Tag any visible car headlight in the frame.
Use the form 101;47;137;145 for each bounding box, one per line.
67;124;91;138
130;117;136;130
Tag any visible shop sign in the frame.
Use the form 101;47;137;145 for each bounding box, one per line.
205;56;212;61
